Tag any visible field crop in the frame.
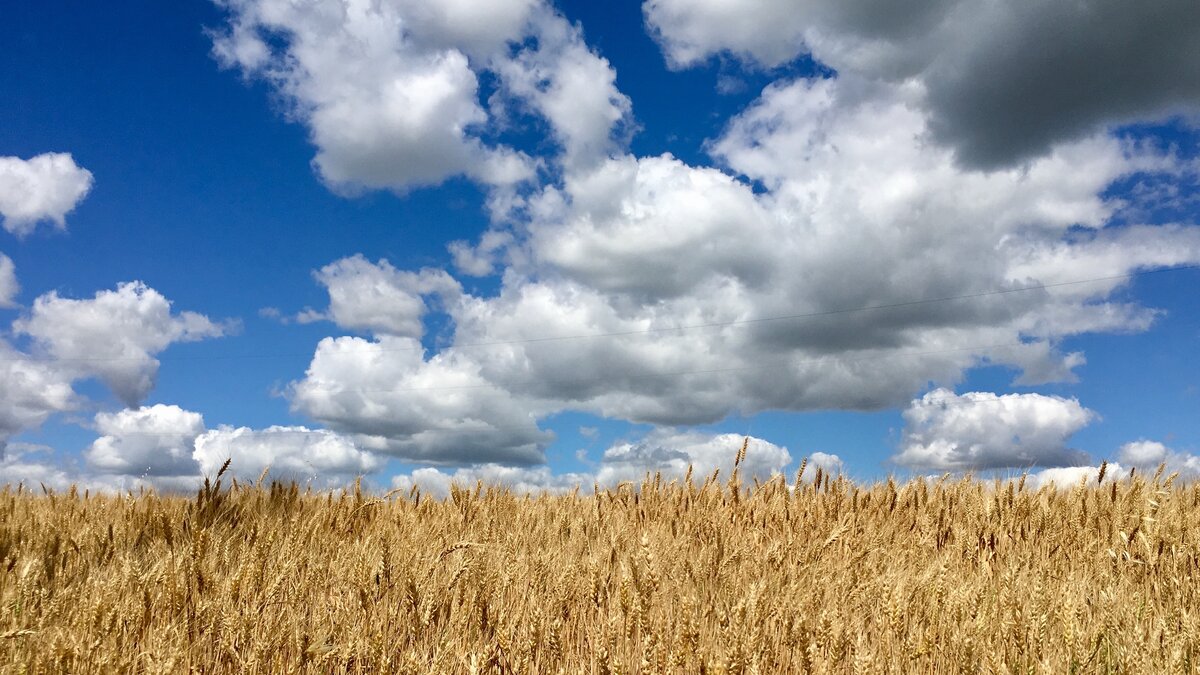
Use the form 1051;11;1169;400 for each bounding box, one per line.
2;457;1199;673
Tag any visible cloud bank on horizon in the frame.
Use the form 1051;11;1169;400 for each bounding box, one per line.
644;0;1200;168
1;0;1199;492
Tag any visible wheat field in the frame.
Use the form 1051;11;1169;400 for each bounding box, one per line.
2;458;1198;673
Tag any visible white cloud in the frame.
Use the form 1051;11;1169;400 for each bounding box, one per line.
1026;463;1122;490
4;415;384;494
0;341;76;449
595;431;791;486
800;451;844;478
391;463;589;498
290;335;552;464
894;389;1094;471
208;0;642;210
0;283;227;454
1118;440;1170;467
492;8;632;170
1006;224;1200;300
211;0;532;192
644;0;1200;167
1118;440;1200;479
0;443;78;491
448;229;513;277
0;440;203;494
389;430;791;496
14;282;229;406
0;153;94;236
86;404;205;478
311;255;460;338
193;425;384;487
211;0;630;197
0;253;17;308
527;155;774;301
643;0;814;68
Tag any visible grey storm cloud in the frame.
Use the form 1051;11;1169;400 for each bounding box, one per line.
645;0;1200;167
922;0;1200;168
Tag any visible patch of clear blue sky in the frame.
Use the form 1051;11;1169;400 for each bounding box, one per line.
2;1;1197;481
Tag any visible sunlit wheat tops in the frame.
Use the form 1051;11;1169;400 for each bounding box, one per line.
2;451;1199;673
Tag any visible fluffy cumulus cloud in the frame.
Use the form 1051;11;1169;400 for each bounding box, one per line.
0;343;76;450
0;153;94;236
385;77;1195;452
193;425;383;486
492;8;632;170
0;281;228;458
390;431;789;496
0;253;17;308
290;335;552;464
801;452;844;478
1119;440;1170;467
1017;442;1200;490
1;408;383;493
211;0;523;191
894;389;1094;471
14;282;229;406
0;441;196;493
85;405;206;480
595;431;791;485
309;255;461;337
1025;463;1122;490
210;0;629;193
391;463;590;498
644;0;1200;167
1118;440;1200;478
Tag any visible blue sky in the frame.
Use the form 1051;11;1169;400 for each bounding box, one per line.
1;0;1198;492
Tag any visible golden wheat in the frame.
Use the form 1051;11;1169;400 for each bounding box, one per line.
1;465;1198;673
